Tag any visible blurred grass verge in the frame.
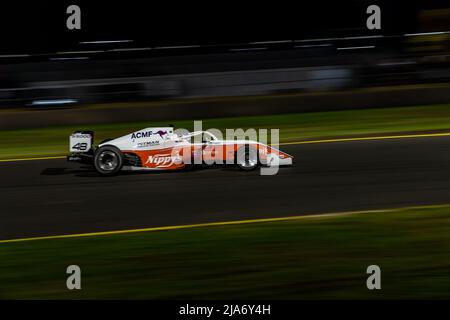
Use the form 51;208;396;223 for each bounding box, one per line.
0;205;449;299
2;104;450;159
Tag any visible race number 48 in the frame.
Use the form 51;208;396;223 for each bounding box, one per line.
70;133;92;152
72;142;88;151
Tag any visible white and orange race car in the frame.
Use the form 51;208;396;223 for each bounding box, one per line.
67;127;293;176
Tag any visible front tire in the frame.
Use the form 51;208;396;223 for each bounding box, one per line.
236;145;259;171
94;145;124;176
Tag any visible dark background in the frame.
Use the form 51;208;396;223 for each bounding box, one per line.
0;0;429;54
1;0;450;111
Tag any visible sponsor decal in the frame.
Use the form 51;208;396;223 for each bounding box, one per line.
145;154;182;168
155;130;168;139
131;130;169;140
137;141;160;148
131;131;153;140
71;133;91;139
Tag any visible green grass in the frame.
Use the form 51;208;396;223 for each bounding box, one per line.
2;104;450;160
1;205;450;299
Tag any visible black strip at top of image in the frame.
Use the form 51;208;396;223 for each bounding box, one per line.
0;1;428;54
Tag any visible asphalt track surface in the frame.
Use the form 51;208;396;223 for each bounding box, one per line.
2;136;450;241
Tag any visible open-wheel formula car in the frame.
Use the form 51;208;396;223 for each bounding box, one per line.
67;127;293;176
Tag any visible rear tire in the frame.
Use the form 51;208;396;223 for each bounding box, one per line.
94;145;124;176
236;145;259;171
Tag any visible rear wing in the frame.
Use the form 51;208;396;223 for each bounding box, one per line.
69;131;94;153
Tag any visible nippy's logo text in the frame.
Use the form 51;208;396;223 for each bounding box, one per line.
145;154;182;167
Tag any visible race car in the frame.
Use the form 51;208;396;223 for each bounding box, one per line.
67;127;293;176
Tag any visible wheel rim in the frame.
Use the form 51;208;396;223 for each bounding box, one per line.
98;151;119;171
238;150;257;168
